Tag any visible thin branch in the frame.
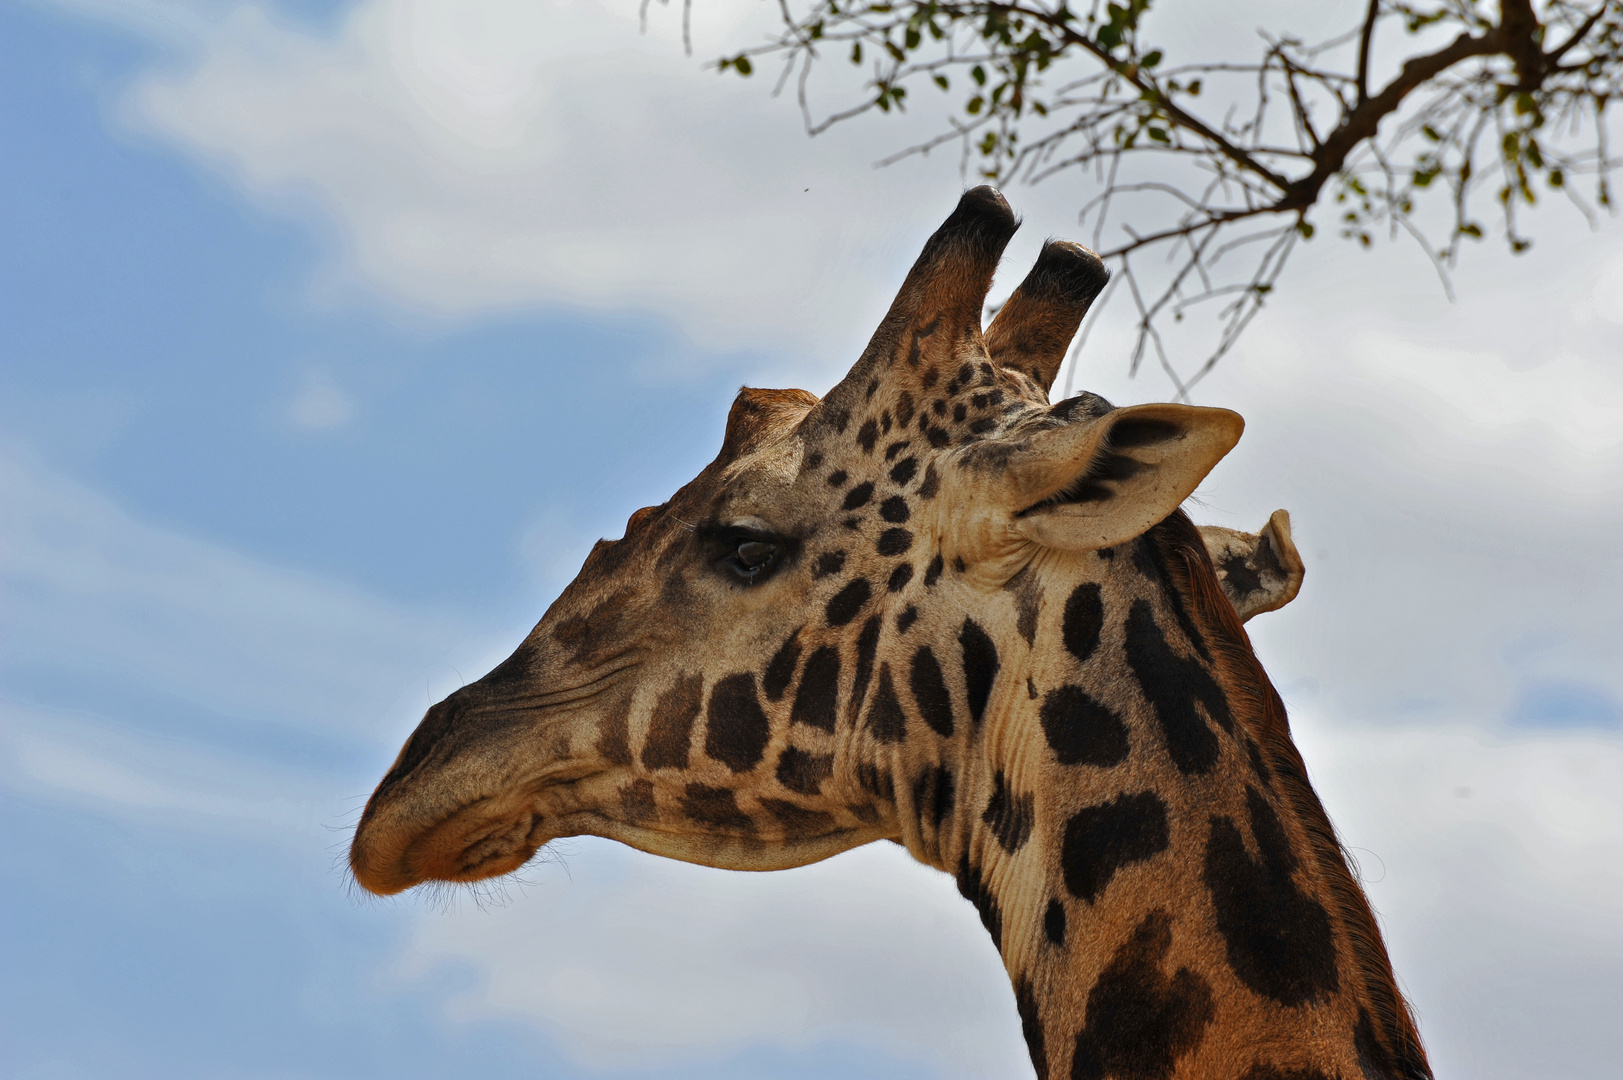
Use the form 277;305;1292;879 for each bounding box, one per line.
1356;0;1380;104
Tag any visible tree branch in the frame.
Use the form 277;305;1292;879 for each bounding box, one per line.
1282;27;1507;210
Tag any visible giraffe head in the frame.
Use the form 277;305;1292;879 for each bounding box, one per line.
350;187;1254;893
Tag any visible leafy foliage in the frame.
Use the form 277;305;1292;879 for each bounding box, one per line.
702;0;1622;394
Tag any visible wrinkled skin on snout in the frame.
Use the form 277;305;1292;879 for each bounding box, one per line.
350;395;899;892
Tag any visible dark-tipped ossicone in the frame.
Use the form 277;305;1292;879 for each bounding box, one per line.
808;186;1019;429
985;239;1110;394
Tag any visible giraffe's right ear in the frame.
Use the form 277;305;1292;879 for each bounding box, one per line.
1002;403;1244;552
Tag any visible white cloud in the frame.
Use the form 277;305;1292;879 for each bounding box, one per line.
0;699;333;851
0;448;488;739
287;370;356;429
107;0;962;374
397;840;1023;1077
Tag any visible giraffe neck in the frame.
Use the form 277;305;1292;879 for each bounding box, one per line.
874;515;1430;1080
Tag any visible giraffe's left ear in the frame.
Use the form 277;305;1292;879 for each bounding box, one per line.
1199;509;1306;621
1002;403;1244;552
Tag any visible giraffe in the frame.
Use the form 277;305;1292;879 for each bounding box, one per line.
350;187;1429;1080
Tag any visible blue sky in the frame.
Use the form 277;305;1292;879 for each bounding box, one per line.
2;1;1622;1078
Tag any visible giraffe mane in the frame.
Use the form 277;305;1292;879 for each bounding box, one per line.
1149;510;1431;1079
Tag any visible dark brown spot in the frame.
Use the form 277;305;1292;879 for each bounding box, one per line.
856;761;894;801
956;854;1001;949
1044;899;1066;946
1062;791;1170;904
1016;977;1049;1080
877;528;914;556
866;664;908;743
621;779;657;823
1040;685;1130;767
775;746;834;795
959;618;999;725
879;496;911;523
704;674;771;773
912;764;955;830
982;770;1034;853
1124;600;1232;775
1004;566;1042;646
1070;910;1214;1080
1063;583;1104;664
761;797;835;836
846;615;883;722
595;711;631;766
921;461;947;500
1204;787;1339;1006
826;578;872;626
843;482;875;510
680;783;754;832
813;550;847;579
790;647;841;732
909;646;955;737
762;628;803;701
641;673;704;769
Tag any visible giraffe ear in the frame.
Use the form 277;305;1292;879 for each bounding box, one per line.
1004;403;1244;552
1198;509;1306;621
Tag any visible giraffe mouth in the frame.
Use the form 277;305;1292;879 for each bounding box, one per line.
351;792;555;895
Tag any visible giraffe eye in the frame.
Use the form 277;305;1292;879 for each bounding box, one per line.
721;539;780;583
700;523;793;586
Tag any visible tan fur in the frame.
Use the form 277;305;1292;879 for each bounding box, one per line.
350;188;1430;1080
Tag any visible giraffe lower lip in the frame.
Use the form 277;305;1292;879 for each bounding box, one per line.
407;803;551;886
353;797;552;894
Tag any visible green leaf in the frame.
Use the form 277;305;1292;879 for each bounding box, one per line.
935;74;950;90
971;64;987;86
1459;222;1483;238
1421;124;1442;142
736;56;752;76
1187;78;1201;96
851;42;862;64
967;95;984;114
1295;220;1315;239
1549;169;1565;188
1147;125;1169;143
904;27;921;49
1142;50;1162;67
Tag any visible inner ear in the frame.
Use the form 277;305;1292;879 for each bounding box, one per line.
1008;404;1243;552
1199;509;1305;621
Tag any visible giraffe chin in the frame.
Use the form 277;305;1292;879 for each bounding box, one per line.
353;797;551;896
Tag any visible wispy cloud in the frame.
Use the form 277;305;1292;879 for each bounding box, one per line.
0;448;493;741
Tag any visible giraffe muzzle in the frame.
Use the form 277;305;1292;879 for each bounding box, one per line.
350;782;554;895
